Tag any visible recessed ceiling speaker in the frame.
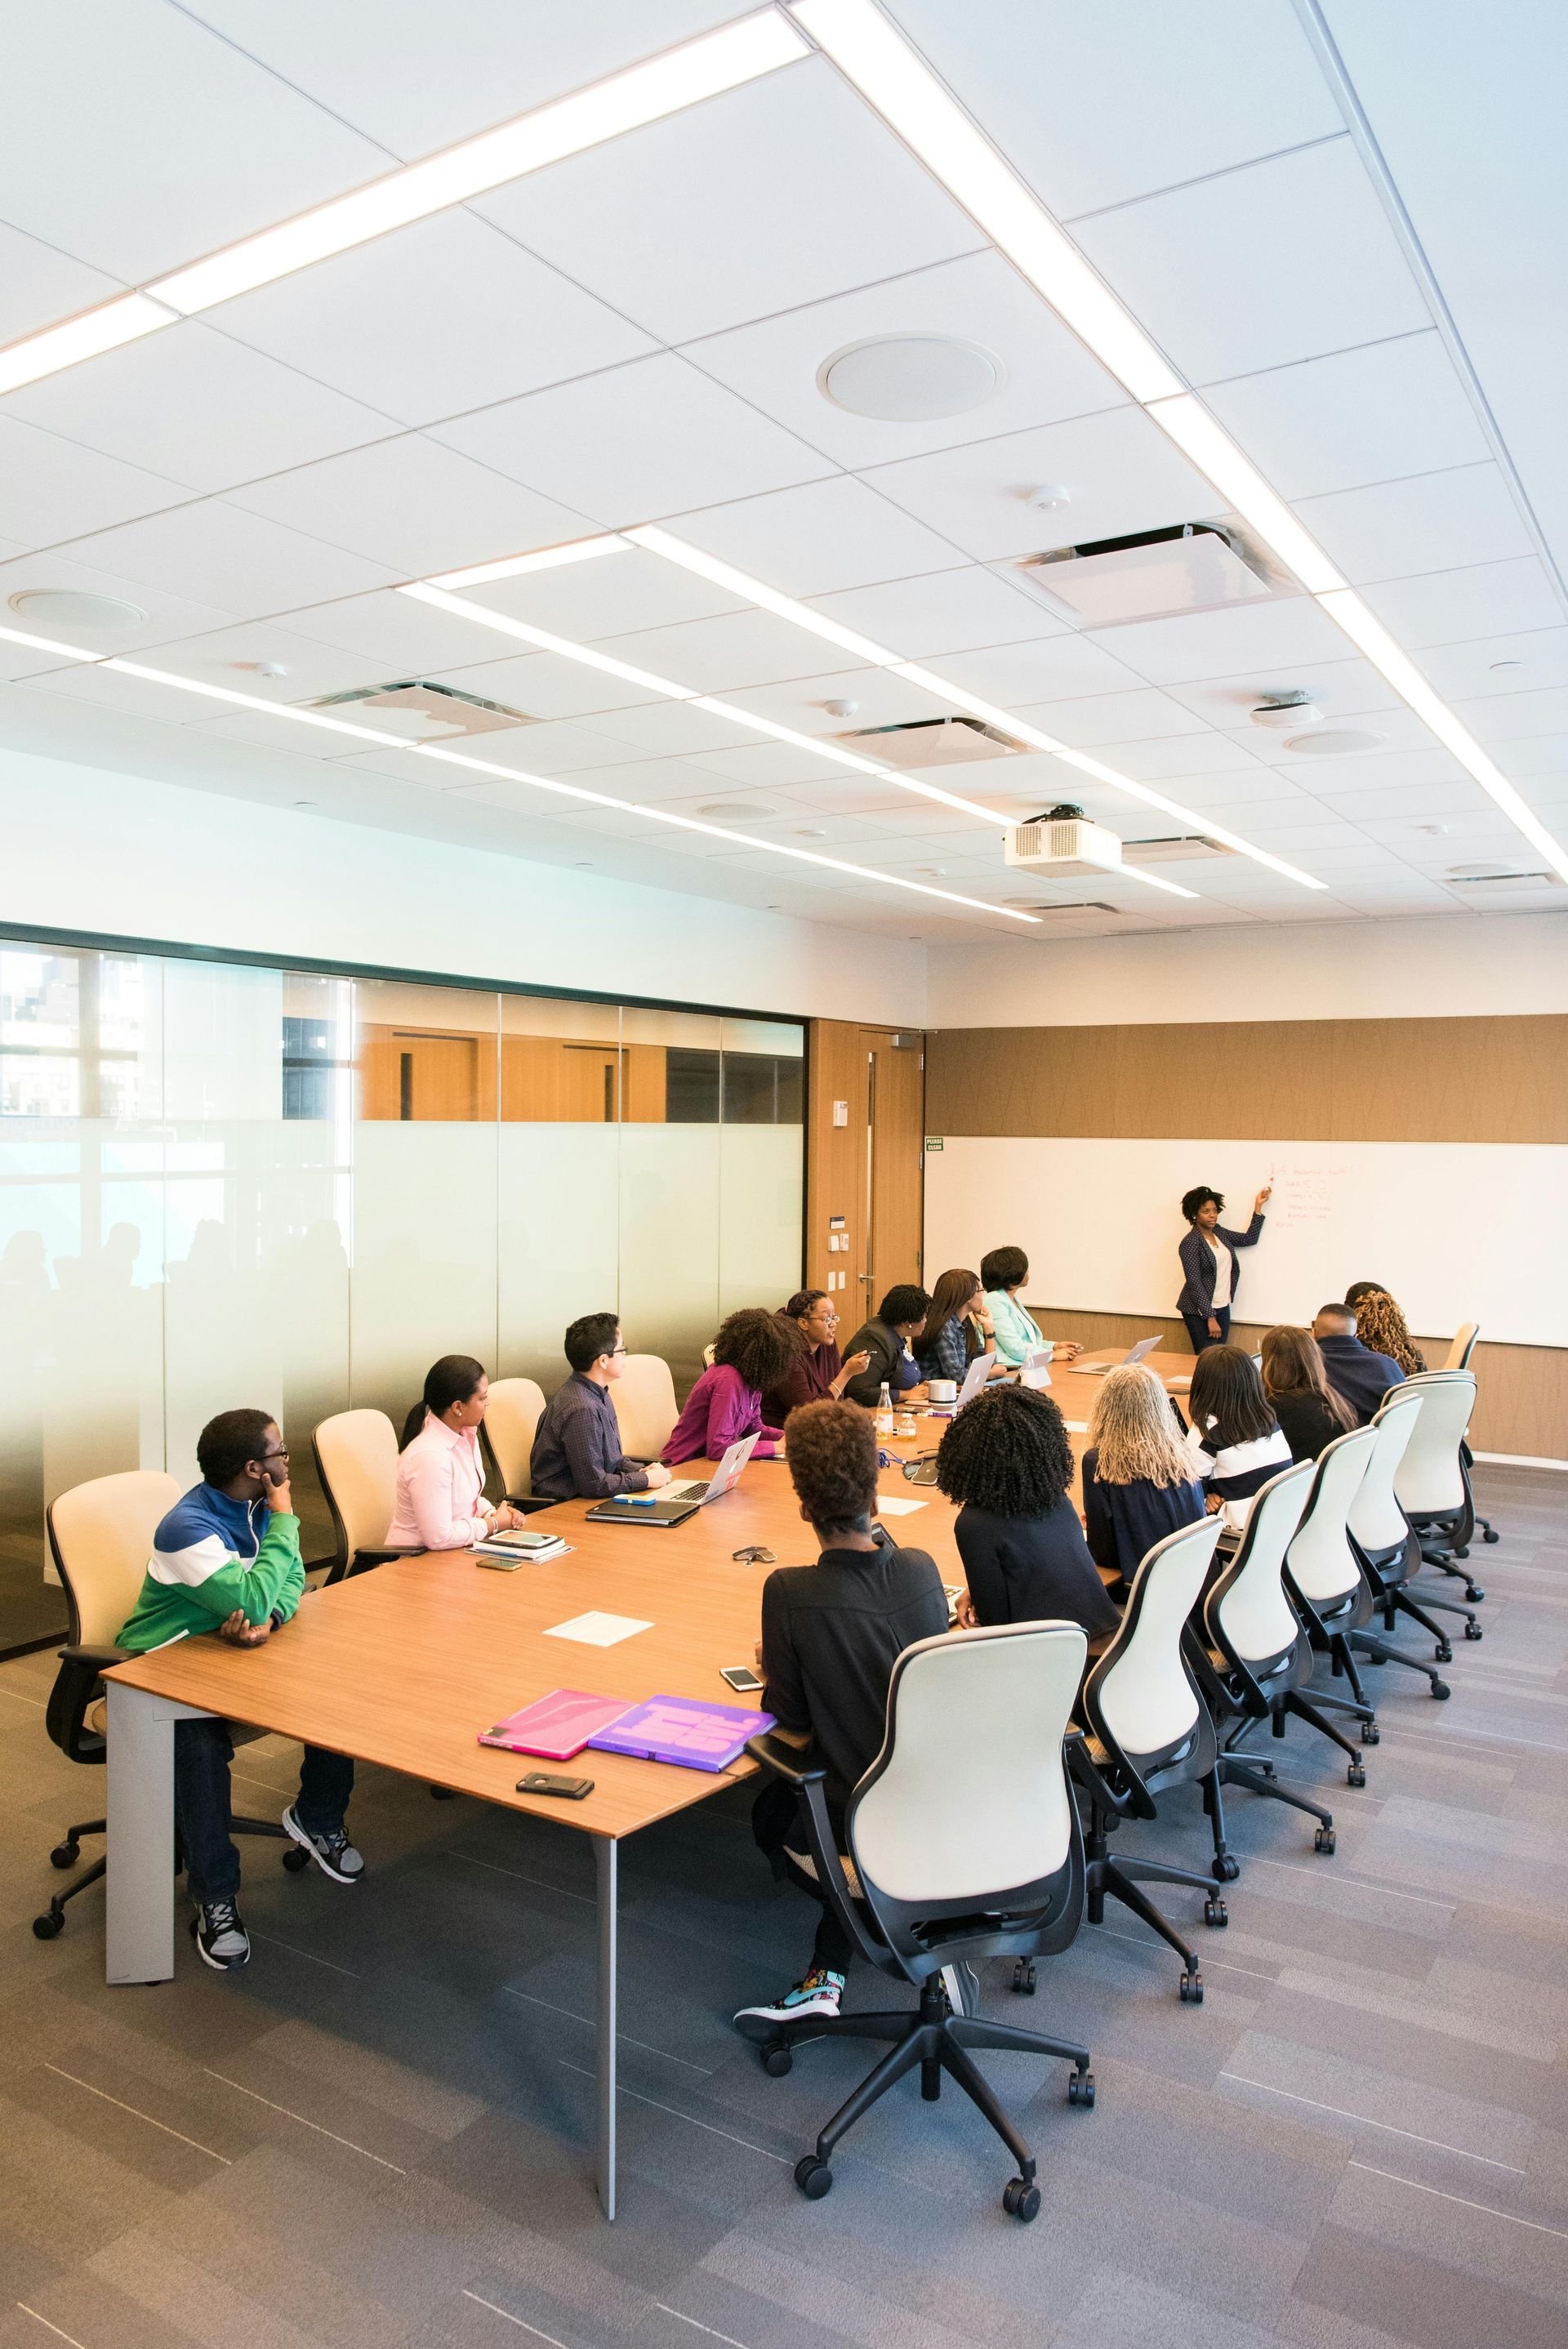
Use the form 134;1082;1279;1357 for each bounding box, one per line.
817;335;1005;421
697;800;778;822
1284;726;1388;755
9;587;147;631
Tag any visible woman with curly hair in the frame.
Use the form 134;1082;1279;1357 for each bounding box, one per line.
662;1307;804;1465
1345;1286;1427;1379
935;1384;1120;1647
1081;1362;1205;1589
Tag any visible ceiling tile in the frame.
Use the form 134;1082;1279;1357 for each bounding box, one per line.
0;221;126;346
55;503;399;621
212;211;656;430
1414;628;1568;702
1071;732;1274;782
178;1;755;162
1073;140;1431;386
882;0;1343;219
1360;558;1566;648
1164;656;1398;728
1085;595;1352;686
933;635;1147;706
590;609;857;696
1015;687;1211;749
0;546;238;649
1294;463;1534;584
0;0;386;282
478;57;981;345
226;435;595;577
430;352;831;524
1281;747;1468;793
808;566;1062;658
685;247;1126;467
2;320;397;493
1497;733;1568;780
568;698;758;758
864;405;1218;561
430;647;683;722
270;587;533;673
1204;332;1490;501
659;476;961;598
715;662;960;736
127;621;394;705
0;417;191;549
1451;684;1568;745
464;549;743;642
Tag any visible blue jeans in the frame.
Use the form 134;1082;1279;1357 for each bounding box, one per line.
175;1717;354;1903
1183;1307;1231;1354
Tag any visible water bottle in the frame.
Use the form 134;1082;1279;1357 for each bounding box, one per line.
874;1380;894;1435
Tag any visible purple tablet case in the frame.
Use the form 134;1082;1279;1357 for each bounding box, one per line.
586;1693;774;1772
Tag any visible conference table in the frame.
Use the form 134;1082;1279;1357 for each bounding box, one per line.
100;1347;1191;2218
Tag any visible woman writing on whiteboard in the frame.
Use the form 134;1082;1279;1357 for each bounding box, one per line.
1176;1183;1271;1355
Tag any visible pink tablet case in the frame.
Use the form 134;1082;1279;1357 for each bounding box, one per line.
587;1693;774;1772
478;1689;634;1761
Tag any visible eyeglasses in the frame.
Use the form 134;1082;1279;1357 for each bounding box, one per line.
262;1446;291;1464
733;1545;776;1565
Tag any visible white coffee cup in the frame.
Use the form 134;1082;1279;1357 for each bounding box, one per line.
928;1378;957;1403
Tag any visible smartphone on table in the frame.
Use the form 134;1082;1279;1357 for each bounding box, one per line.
720;1665;764;1694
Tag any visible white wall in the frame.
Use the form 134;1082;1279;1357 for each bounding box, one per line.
0;749;927;1027
927;910;1568;1028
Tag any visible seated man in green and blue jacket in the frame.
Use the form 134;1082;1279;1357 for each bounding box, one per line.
118;1407;363;1972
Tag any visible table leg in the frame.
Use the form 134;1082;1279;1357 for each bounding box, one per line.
595;1834;618;2220
105;1682;197;1984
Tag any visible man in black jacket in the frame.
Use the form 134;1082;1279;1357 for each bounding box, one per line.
840;1282;930;1408
1312;1302;1405;1424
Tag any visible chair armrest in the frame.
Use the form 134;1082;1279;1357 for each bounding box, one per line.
746;1735;888;1972
47;1644;132;1758
60;1643;134;1672
506;1494;557;1515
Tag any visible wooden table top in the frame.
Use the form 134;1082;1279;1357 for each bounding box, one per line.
104;1349;1192;1841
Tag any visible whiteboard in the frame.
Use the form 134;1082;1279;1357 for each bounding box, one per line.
923;1137;1568;1349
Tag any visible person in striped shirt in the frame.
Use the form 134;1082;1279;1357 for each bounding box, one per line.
117;1407;362;1972
1182;1346;1293;1533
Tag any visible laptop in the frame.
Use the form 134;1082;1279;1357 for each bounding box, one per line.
585;1433;760;1528
1077;1335;1162;1375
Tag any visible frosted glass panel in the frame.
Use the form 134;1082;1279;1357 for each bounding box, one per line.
351;1123;500;1432
719;1015;803;1318
618;1124;721;1388
498;1124;621;1388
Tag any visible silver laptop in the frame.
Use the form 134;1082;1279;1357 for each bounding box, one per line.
952;1353;994;1410
586;1433;760;1527
1078;1335;1162;1375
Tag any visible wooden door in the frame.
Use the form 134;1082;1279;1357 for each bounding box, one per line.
804;1020;924;1314
396;1033;478;1121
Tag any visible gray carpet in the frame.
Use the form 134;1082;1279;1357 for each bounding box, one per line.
1;1464;1564;2349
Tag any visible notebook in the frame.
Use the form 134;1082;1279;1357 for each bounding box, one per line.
586;1693;774;1772
477;1689;634;1761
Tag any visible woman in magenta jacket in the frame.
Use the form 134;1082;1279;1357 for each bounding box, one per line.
663;1308;805;1465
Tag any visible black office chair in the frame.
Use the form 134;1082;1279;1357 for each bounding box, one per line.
35;1470;289;1941
738;1620;1095;2221
1066;1514;1230;2004
1187;1460;1340;1854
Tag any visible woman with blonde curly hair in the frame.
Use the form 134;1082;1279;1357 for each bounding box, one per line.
1344;1286;1427;1379
1081;1362;1204;1590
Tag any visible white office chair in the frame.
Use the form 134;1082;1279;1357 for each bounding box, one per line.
313;1408;408;1583
739;1621;1095;2221
610;1353;679;1460
1191;1461;1341;1852
1440;1323;1500;1556
1281;1426;1382;1749
1393;1371;1486;1633
1345;1392;1450;1700
479;1376;547;1504
1069;1515;1228;2003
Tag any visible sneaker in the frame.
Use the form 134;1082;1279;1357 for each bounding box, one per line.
191;1897;250;1970
282;1804;364;1885
733;1966;844;2036
939;1959;980;2017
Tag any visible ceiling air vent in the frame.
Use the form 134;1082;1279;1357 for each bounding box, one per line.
1121;834;1237;865
311;679;537;738
837;713;1022;766
1446;868;1565;894
1015;522;1272;626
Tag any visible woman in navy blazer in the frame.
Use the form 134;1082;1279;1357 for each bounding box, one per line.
1176;1182;1271;1354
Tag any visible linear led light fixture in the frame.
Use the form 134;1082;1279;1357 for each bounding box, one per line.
0;12;807;393
1318;590;1568;885
427;535;631;591
0;621;1032;925
792;0;1568;888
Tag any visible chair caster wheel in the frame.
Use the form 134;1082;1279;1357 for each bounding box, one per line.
1481;1529;1499;1545
1314;1826;1336;1855
1363;1723;1380;1745
1453;1545;1469;1560
1465;1584;1486;1600
1003;2176;1040;2222
1179;1972;1203;2004
1432;1681;1450;1700
1203;1897;1227;1928
50;1842;79;1870
761;2042;792;2078
1012;1958;1036;1995
1213;1854;1240;1883
795;2155;832;2199
1067;2068;1094;2107
1435;1643;1453;1664
1464;1623;1482;1640
33;1911;64;1939
282;1846;310;1872
1348;1764;1366;1789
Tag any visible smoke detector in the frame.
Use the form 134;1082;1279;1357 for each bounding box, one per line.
1251;692;1319;730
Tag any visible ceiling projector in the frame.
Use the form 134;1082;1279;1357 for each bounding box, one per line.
1004;803;1123;880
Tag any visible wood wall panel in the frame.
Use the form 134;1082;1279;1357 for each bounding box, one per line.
928;1014;1568;1144
1026;1304;1565;1460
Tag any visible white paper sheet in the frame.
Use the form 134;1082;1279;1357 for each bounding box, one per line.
874;1494;926;1515
542;1611;654;1647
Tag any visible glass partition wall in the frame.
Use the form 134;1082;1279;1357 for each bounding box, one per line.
0;940;804;1655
